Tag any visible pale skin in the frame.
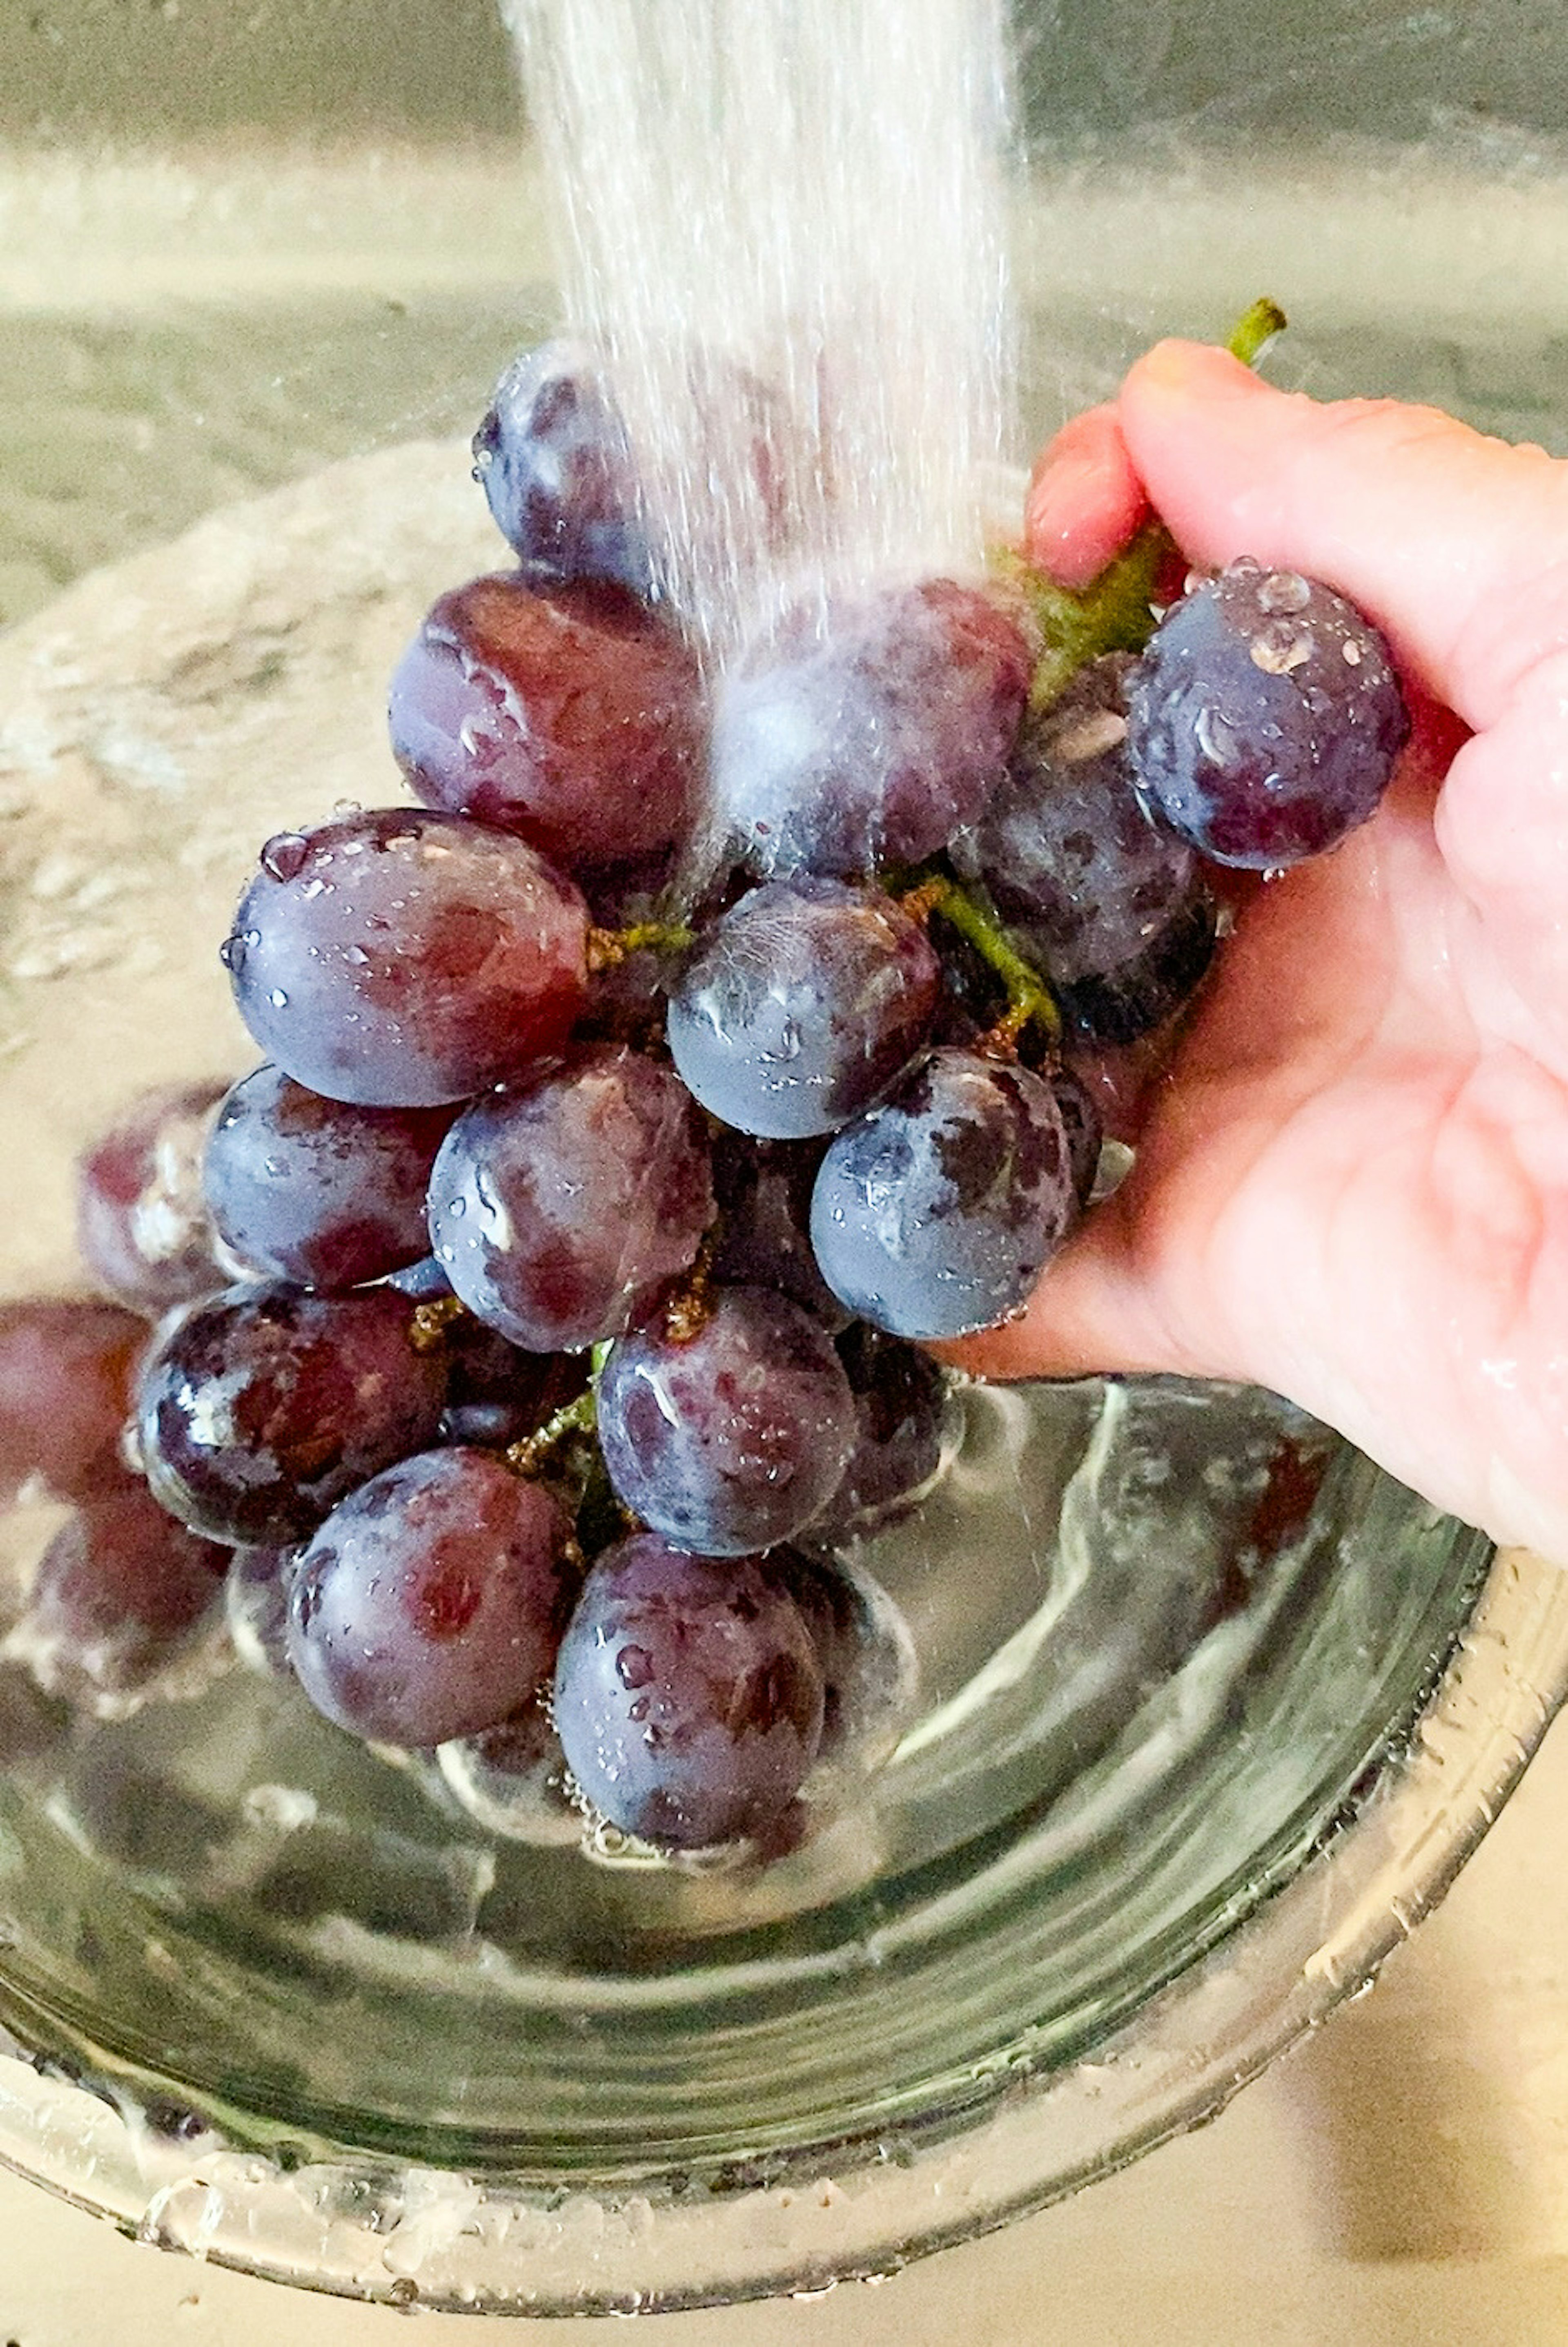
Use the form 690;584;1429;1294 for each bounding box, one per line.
946;338;1568;1565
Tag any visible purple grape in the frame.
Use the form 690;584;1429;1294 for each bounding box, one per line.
75;1080;227;1316
1125;559;1410;868
714;578;1031;879
223;809;590;1108
552;1535;824;1849
666;880;943;1140
470;339;656;598
810;1049;1077;1340
708;1133;850;1331
388;573;704;885
438;1322;589;1450
787;1551;918;1774
1052;1066;1105;1209
951;655;1218;1045
225;1544;298;1678
25;1485;228;1704
203;1064;458;1292
0;1298;144;1506
287;1448;573;1747
809;1326;960;1542
428;1045;715;1353
136;1282;447;1546
595;1286;858;1556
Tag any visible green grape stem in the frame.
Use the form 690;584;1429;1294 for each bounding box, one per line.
903;874;1060;1055
1005;297;1288;713
586;919;696;973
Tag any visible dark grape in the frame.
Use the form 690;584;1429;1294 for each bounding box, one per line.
714;578;1031;878
388;573;704;883
810;1326;960;1541
952;655;1218;1045
595;1285;858;1556
428;1044;715;1352
1052;1065;1105;1209
666;879;942;1139
810;1049;1077;1339
0;1297;144;1505
552;1534;824;1849
287;1448;573;1747
24;1485;228;1704
75;1080;227;1315
438;1320;589;1450
223;809;589;1107
708;1133;850;1330
470;339;656;598
203;1064;457;1291
136;1282;447;1546
1125;558;1410;868
787;1550;918;1774
225;1544;298;1678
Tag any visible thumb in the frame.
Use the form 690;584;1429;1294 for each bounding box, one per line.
1119;341;1568;731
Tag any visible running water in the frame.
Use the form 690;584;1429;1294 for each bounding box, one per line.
504;0;1016;660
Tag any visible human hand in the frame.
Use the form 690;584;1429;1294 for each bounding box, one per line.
952;339;1568;1562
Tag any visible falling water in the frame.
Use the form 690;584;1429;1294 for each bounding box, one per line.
504;0;1016;659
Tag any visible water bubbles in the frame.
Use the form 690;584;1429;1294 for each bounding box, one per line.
259;831;310;882
1257;569;1312;616
1250;620;1313;676
267;988;288;1009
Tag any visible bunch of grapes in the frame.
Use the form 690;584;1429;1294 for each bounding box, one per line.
11;315;1409;1862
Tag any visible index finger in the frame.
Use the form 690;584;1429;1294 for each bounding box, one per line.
1119;340;1568;731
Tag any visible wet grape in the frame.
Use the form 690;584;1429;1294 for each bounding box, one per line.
952;655;1218;1044
389;573;703;883
810;1048;1077;1340
25;1485;228;1704
470;339;656;598
75;1080;227;1316
810;1326;960;1542
552;1535;824;1849
1052;1065;1105;1208
595;1285;858;1556
0;1297;145;1506
136;1282;447;1546
203;1065;457;1291
224;809;589;1107
287;1448;573;1747
714;578;1030;878
708;1133;850;1331
1126;559;1410;868
428;1044;715;1352
666;879;942;1139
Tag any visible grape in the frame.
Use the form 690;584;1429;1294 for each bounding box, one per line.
439;1321;589;1451
24;1485;228;1704
810;1048;1077;1340
787;1551;918;1776
708;1133;850;1330
470;339;656;598
224;1544;298;1679
1052;1066;1105;1208
666;879;942;1139
203;1064;457;1291
1125;559;1410;868
388;573;704;883
552;1534;824;1849
287;1448;573;1747
75;1080;227;1316
428;1044;715;1352
434;1706;581;1846
0;1297;144;1506
595;1285;858;1556
223;809;589;1107
136;1282;447;1546
714;578;1031;879
952;655;1218;1044
809;1326;960;1542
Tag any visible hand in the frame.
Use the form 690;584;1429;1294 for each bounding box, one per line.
951;339;1568;1562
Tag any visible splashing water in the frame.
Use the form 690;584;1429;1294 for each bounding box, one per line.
505;0;1016;660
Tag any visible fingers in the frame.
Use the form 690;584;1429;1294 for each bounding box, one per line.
1117;341;1568;731
1023;404;1148;589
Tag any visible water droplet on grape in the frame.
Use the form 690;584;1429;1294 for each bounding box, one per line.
267;988;288;1009
218;935;245;972
1257;570;1311;616
1342;637;1364;666
260;831;310;882
1250;620;1313;676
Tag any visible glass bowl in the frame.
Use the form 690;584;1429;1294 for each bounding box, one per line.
2;0;1568;2317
